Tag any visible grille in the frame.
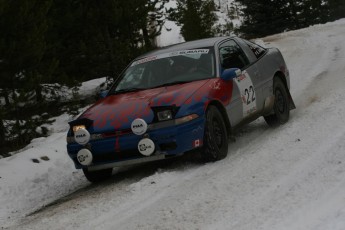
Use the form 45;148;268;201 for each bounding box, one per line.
159;142;177;151
92;149;143;164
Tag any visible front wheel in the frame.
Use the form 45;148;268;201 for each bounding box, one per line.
202;106;228;161
82;168;112;183
264;77;290;126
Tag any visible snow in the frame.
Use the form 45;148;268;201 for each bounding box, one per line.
77;77;107;98
156;0;238;46
156;19;184;47
1;19;345;229
156;0;185;47
43;77;107;102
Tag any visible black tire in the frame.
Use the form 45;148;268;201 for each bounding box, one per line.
264;77;290;126
202;106;228;161
82;168;112;183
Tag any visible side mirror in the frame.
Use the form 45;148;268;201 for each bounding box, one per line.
99;90;109;99
220;68;241;81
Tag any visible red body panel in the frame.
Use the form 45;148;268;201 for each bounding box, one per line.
80;78;233;132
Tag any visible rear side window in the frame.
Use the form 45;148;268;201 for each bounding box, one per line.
245;40;266;59
219;40;249;70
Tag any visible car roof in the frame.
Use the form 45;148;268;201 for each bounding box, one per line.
136;36;236;60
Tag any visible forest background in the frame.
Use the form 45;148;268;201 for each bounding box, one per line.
0;0;344;156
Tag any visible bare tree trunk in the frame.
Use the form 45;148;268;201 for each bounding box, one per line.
0;110;6;149
35;85;43;102
142;26;153;50
104;25;116;74
1;89;10;106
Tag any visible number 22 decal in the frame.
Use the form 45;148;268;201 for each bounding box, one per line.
234;70;257;116
244;86;256;105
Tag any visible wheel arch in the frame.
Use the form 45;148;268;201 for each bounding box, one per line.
274;71;288;89
206;100;232;137
273;71;296;110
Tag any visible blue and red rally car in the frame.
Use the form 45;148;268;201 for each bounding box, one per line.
67;37;295;182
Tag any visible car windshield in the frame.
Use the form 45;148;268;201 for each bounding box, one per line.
110;48;215;94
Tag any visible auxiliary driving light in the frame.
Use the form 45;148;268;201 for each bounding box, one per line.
73;125;86;132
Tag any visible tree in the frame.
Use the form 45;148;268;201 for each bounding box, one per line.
0;0;172;155
213;1;240;37
235;0;298;38
235;0;343;38
138;0;170;49
46;0;169;83
170;0;218;41
297;0;329;28
0;0;54;102
328;0;345;21
0;107;5;151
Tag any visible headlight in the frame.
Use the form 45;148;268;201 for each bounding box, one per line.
157;110;173;121
73;125;86;132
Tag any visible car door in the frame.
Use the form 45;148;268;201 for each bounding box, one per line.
218;39;262;127
239;38;270;104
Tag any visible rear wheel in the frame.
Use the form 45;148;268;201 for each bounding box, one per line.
264;77;290;126
82;168;112;183
202;106;228;161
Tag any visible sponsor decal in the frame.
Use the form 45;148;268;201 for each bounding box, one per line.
76;134;86;138
77;149;93;166
139;144;152;152
175;49;209;55
133;124;143;128
132;56;157;66
77;154;88;163
247;107;257;115
131;118;148;135
74;128;90;145
131;49;210;67
234;70;257;117
138;138;155;156
210;80;221;90
193;139;202;148
236;74;246;82
192;126;203;134
169;51;179;57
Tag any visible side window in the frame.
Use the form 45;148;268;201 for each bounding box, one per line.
219;40;249;70
245;40;266;59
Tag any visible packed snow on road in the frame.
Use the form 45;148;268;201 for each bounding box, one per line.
1;19;345;230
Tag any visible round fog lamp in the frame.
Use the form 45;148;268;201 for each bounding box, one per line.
77;149;93;166
138;138;155;156
131;118;148;135
74;128;90;145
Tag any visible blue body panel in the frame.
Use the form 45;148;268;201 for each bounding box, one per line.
67;116;205;169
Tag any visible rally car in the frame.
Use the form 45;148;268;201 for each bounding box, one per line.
67;36;295;182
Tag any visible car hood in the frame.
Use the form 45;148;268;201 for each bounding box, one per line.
79;79;210;133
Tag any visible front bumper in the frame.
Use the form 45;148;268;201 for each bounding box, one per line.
67;116;205;169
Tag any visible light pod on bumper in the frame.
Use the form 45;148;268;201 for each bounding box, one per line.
74;128;90;145
131;118;148;135
138;138;155;156
77;148;93;166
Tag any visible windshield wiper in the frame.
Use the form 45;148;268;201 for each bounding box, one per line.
110;87;145;95
153;81;192;88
